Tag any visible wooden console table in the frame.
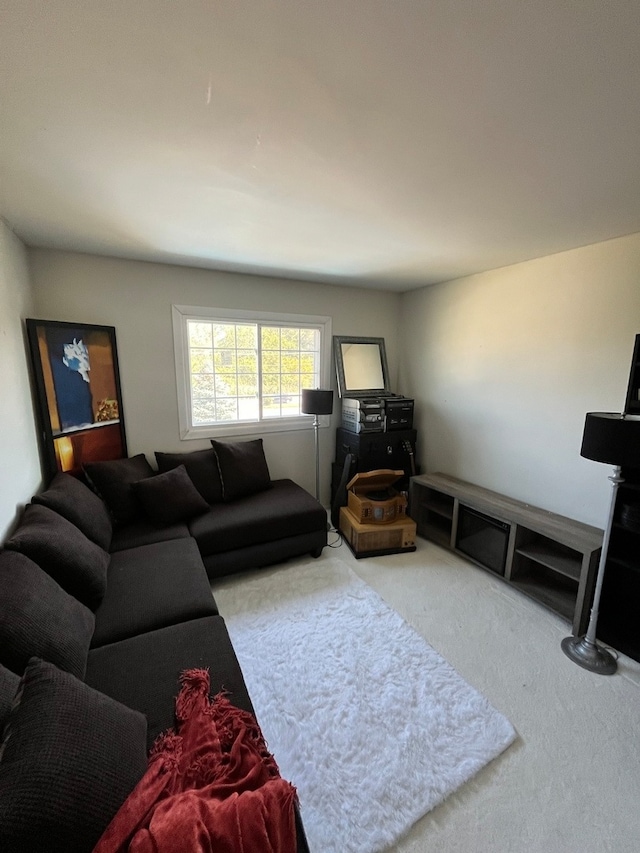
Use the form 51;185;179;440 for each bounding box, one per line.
409;473;603;636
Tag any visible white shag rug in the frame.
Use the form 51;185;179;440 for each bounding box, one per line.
213;558;516;853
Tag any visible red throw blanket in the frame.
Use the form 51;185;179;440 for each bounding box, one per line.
93;669;297;853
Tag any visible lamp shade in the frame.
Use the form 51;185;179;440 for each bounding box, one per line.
580;412;640;467
301;389;334;416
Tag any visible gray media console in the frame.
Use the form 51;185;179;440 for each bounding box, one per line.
409;473;603;636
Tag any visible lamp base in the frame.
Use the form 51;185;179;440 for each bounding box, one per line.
561;635;617;675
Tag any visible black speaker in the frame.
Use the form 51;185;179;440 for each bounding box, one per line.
331;452;355;530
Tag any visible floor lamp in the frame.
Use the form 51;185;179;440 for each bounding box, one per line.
301;389;334;502
561;412;640;674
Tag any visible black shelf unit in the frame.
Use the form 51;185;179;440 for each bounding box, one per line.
597;466;640;662
331;427;418;502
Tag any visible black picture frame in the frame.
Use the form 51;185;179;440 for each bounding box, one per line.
333;335;390;398
26;318;128;482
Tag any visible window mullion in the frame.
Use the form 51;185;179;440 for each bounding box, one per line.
256;322;264;422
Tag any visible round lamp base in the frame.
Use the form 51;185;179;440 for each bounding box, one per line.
561;635;617;675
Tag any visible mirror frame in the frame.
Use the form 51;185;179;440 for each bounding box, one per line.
333;335;390;398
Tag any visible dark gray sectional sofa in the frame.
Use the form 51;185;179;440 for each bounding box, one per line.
0;439;325;852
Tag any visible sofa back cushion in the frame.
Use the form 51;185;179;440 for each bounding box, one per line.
0;658;147;853
211;438;272;502
132;465;210;527
0;550;95;679
0;663;19;732
84;454;155;526
32;472;113;550
155;448;224;503
4;504;109;610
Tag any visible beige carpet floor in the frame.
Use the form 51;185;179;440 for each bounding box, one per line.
324;536;640;853
232;534;640;853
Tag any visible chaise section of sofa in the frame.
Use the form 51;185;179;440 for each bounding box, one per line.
189;477;328;577
85;441;328;575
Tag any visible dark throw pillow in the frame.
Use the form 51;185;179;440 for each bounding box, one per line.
155;448;223;503
32;472;113;550
0;550;95;679
84;454;155;526
0;658;148;853
4;504;109;610
132;465;210;527
211;438;272;502
0;664;19;732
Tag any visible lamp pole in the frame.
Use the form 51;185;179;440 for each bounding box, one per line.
313;413;321;501
561;466;621;674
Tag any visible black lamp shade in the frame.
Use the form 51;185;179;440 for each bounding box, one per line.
301;389;333;416
580;412;640;467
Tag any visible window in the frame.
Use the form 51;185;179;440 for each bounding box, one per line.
172;305;332;438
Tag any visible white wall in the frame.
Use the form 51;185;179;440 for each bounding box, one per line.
399;231;640;528
29;250;401;504
0;220;41;538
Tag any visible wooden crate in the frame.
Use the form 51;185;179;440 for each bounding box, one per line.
339;506;416;557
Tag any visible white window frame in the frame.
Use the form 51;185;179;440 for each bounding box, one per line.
172;304;333;440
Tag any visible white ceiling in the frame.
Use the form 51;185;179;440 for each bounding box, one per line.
2;1;640;292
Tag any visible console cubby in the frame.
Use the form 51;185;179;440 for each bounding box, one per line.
414;487;454;548
409;473;603;636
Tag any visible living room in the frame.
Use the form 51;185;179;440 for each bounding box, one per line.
2;3;640;851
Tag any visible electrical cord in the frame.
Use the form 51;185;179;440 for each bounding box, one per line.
326;527;343;548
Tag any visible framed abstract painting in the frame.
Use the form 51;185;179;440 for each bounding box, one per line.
26;318;128;481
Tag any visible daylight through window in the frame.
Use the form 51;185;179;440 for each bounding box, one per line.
173;306;332;438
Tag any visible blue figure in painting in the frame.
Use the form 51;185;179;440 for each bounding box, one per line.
47;326;94;432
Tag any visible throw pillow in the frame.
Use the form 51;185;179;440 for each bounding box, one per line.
4;504;109;610
210;438;272;502
0;658;147;853
0;664;19;732
132;465;210;527
32;472;113;550
155;448;224;503
0;550;95;679
84;454;155;526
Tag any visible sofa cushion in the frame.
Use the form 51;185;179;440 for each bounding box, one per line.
0;550;95;679
4;505;108;610
86;615;253;749
0;664;19;731
132;465;210;527
84;454;154;526
155;448;224;504
31;472;113;550
189;478;327;557
92;538;218;648
108;518;191;552
0;658;147;853
211;438;272;501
